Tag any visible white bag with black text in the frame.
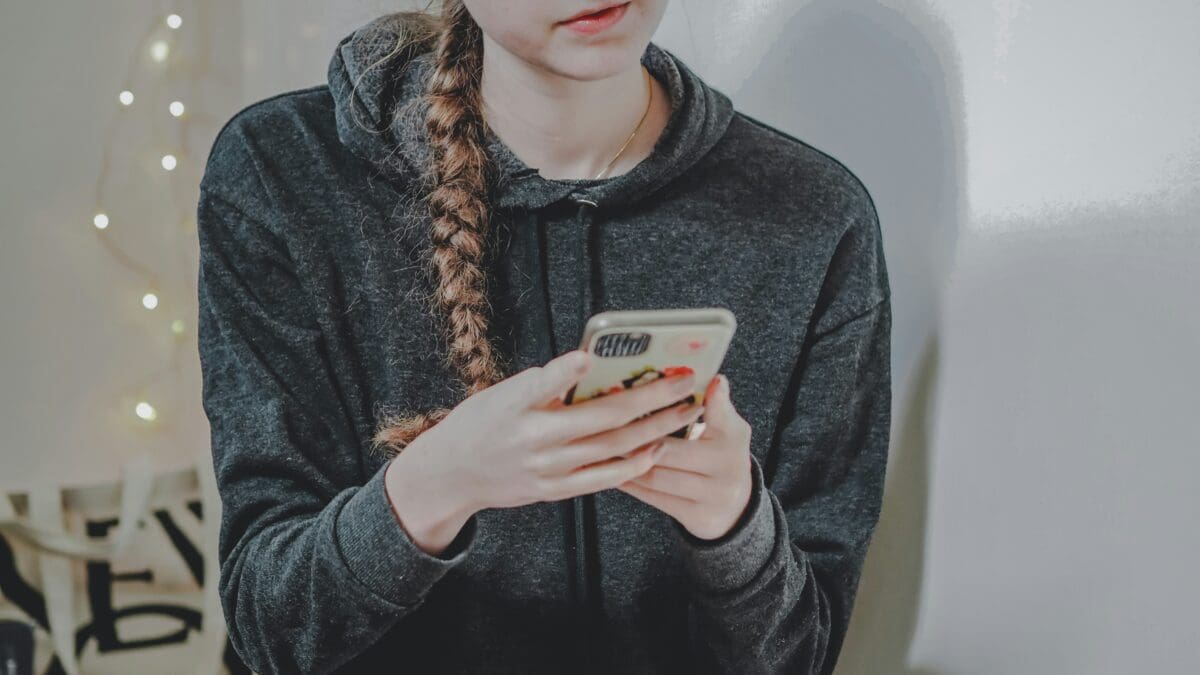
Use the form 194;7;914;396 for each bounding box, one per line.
0;451;246;675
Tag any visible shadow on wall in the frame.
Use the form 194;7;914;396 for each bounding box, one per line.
733;2;966;673
908;199;1200;674
840;336;944;675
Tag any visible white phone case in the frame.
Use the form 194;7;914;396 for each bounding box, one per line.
564;307;737;440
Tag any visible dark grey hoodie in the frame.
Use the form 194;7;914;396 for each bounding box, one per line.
196;12;891;675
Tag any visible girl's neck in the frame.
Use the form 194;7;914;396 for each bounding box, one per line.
478;34;672;181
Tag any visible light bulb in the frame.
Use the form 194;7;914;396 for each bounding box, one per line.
118;90;134;106
150;41;170;62
142;293;159;310
161;154;177;171
166;14;183;29
93;213;109;229
169;101;185;117
135;401;158;421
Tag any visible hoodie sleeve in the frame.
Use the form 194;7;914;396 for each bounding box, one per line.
197;178;480;673
668;189;892;675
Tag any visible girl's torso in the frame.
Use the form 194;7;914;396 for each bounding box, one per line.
201;76;883;672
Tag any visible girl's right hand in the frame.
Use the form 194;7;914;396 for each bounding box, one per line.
407;349;705;513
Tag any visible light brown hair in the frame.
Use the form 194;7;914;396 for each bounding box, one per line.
350;1;508;460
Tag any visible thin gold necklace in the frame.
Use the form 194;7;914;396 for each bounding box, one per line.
593;67;653;180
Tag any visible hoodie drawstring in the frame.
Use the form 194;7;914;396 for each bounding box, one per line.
574;196;604;329
522;195;609;673
568;195;609;673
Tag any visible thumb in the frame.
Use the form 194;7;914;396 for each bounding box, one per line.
529;349;592;408
699;373;734;434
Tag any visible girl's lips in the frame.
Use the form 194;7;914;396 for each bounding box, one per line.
559;2;630;35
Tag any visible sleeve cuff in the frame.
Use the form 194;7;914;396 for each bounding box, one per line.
333;460;479;608
669;453;778;596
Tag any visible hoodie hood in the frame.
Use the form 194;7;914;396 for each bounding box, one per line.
327;12;734;211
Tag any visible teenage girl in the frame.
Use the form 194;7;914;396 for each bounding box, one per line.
196;1;892;673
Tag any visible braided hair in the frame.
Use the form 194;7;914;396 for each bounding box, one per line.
350;2;510;460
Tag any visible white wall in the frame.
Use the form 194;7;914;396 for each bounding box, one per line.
3;1;1196;673
899;2;1200;673
0;1;240;490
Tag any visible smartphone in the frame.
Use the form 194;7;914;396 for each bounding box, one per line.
562;307;737;440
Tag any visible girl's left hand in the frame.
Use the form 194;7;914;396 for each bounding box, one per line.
615;373;754;541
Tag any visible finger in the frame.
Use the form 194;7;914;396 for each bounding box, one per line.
682;374;721;439
699;374;735;438
615;479;696;518
554;369;698;440
528;349;592;409
700;373;721;408
626;464;710;500
545;401;705;472
549;440;663;498
649;436;721;475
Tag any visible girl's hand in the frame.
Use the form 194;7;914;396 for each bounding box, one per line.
616;373;755;541
400;349;706;514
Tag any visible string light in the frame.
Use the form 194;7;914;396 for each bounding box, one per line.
135;402;158;422
150;40;170;62
96;12;204;424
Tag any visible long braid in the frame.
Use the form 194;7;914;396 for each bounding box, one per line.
371;2;507;460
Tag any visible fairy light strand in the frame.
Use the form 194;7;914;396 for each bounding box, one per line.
92;2;201;424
